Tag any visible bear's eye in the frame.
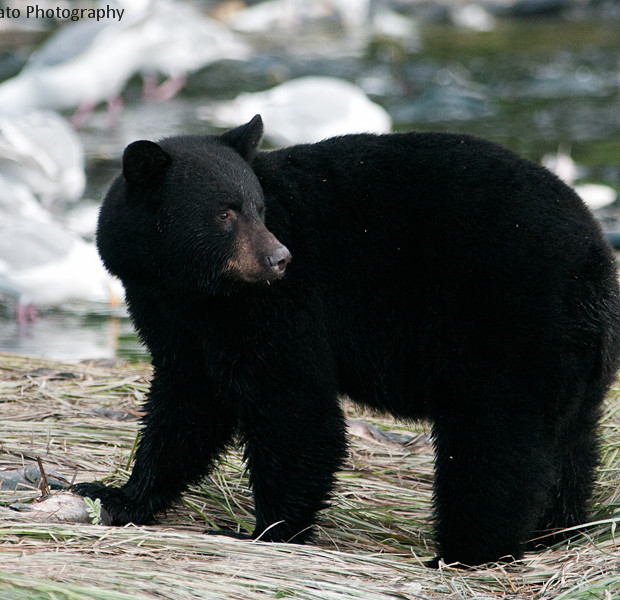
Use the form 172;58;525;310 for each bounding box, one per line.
217;209;236;222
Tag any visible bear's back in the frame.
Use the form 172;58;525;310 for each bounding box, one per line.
254;131;608;301
252;132;619;418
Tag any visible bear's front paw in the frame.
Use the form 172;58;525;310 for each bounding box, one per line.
72;482;153;526
72;481;121;502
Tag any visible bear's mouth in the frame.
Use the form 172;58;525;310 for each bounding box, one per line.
238;264;290;284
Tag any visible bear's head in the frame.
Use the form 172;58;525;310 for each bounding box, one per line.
97;115;291;296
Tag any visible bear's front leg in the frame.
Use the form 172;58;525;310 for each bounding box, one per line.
74;367;237;525
242;389;348;543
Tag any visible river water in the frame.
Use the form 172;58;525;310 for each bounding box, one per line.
0;4;619;361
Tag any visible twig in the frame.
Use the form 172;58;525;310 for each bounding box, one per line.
36;456;50;497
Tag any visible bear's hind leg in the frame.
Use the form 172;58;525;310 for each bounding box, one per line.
532;400;602;548
431;406;555;567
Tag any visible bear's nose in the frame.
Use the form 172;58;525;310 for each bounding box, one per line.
266;246;292;275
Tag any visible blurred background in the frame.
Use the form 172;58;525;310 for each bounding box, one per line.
0;0;618;362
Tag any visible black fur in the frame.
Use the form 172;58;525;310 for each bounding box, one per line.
74;116;620;566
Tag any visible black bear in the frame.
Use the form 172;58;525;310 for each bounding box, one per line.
74;115;620;567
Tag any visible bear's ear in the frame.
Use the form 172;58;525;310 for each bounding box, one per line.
122;140;171;187
220;114;264;162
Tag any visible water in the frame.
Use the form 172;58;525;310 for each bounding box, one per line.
1;6;619;362
0;307;143;361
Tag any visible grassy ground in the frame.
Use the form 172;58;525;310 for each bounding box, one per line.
0;352;618;599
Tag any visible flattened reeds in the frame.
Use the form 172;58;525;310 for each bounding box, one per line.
0;352;618;599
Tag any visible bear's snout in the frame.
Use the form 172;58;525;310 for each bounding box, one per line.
224;224;292;284
266;245;292;277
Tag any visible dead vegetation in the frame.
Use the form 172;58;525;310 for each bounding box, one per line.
0;352;618;599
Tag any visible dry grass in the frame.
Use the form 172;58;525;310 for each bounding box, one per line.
0;352;618;599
